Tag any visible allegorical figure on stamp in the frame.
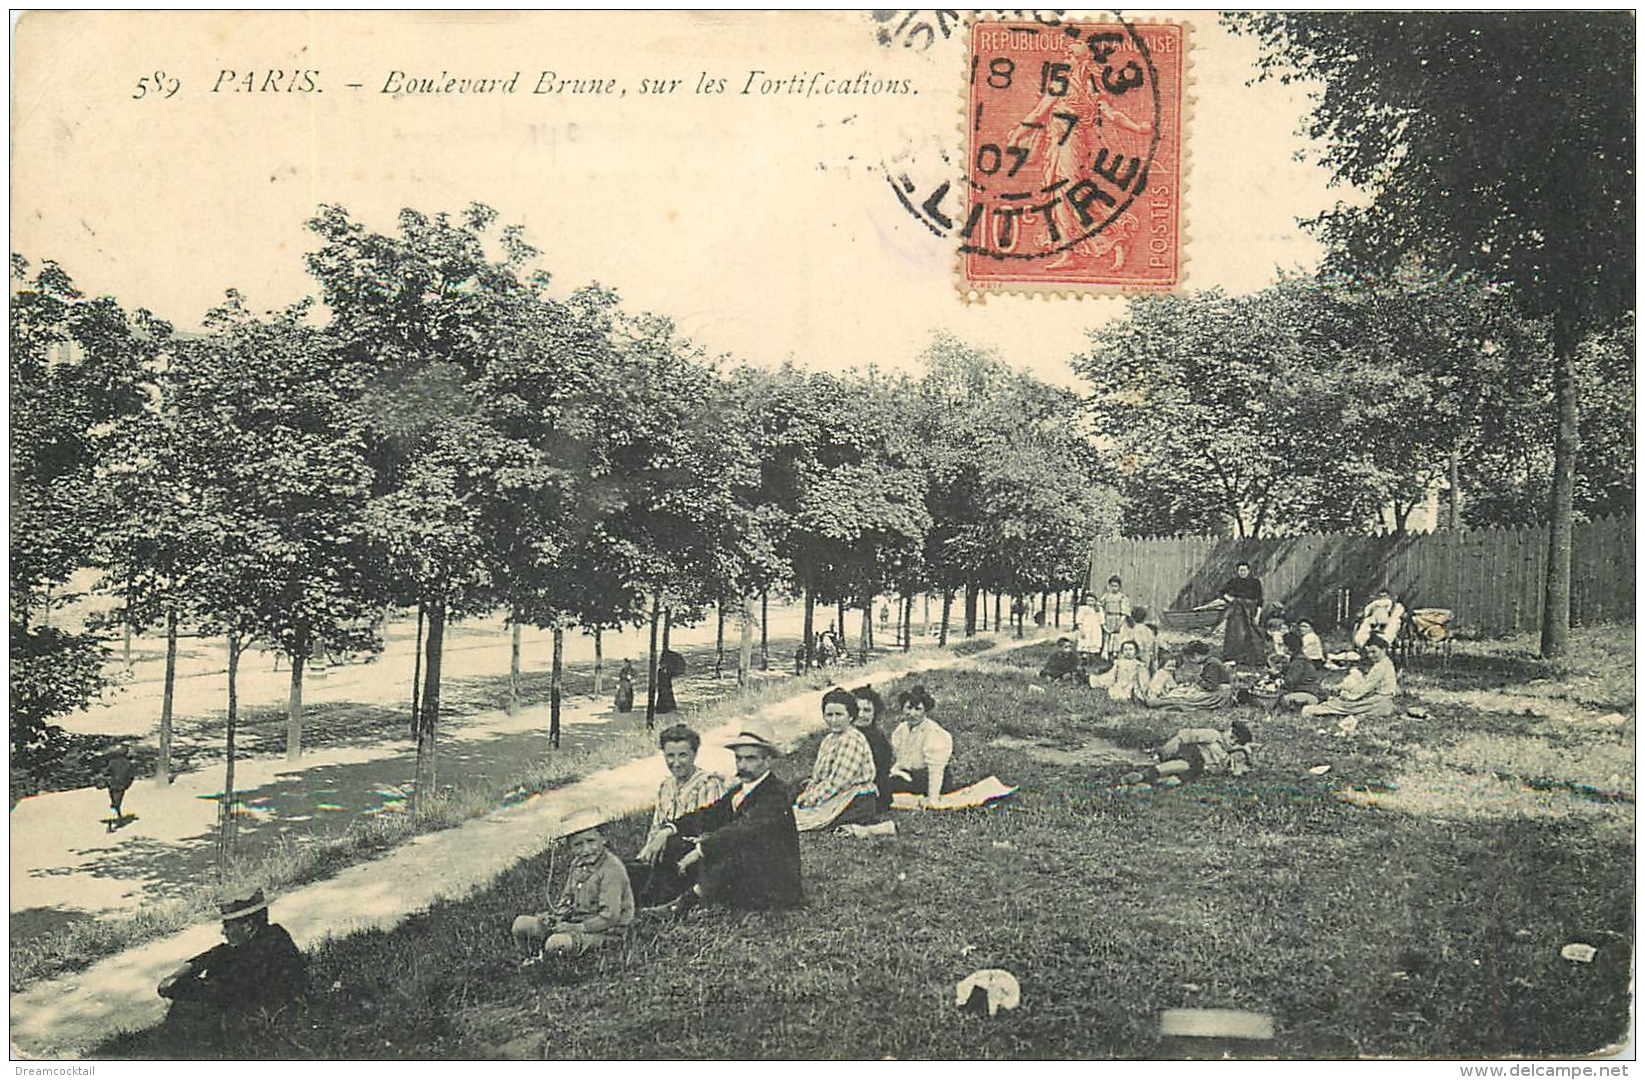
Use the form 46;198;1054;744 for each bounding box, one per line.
1006;35;1153;270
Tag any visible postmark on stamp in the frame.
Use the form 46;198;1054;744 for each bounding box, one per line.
960;18;1186;296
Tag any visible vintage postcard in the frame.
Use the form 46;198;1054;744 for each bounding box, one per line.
9;8;1634;1068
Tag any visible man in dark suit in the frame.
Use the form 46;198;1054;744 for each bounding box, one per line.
646;721;803;914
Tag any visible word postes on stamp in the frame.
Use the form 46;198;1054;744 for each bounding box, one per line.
961;19;1186;296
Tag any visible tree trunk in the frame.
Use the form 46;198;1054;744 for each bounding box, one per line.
902;591;913;652
836;598;846;645
940;590;954;647
285;649;305;761
715;598;726;679
1055;590;1062;628
414;601;445;811
738;592;754;687
923;594;931;638
1392;498;1412;536
218;634;242;872
123;576;134;666
963;584;978;637
802;587;816;670
550;626;564;749
507;608;522;715
157;607;177;783
593;627;604;696
859;600;871;664
760;590;770;669
1541;325;1579;658
1448;445;1463;529
410;604;425;740
645;597;662;730
1015;593;1025;639
979;589;988;631
994;592;1003;634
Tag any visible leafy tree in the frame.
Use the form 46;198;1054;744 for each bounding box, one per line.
96;399;203;781
1226;10;1635;656
1077;286;1374;538
187;296;385;760
590;313;755;725
9;256;158;771
917;334;1115;637
1461;321;1634;527
305;203;541;803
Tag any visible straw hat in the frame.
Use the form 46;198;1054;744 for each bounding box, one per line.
557;807;605;839
218;888;271;922
723;721;781;754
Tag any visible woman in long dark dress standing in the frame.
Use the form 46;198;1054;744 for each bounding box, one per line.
614;659;636;713
1219;560;1267;668
655;648;685;713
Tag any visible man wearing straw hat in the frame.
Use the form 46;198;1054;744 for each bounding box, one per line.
513;807;635;967
650;720;803;914
156;888;307;1015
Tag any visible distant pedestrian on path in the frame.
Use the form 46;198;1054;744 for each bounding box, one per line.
656;648;685;714
101;745;136;830
157;889;307;1018
615;660;636;714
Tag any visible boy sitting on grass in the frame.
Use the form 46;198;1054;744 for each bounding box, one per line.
1038;637;1084;681
513;808;634;969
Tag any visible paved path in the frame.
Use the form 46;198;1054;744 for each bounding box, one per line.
9;627;861;930
9;643;1022;1058
16;597;966;933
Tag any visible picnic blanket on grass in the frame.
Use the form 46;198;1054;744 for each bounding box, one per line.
891;775;1017;811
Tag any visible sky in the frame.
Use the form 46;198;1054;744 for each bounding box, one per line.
11;10;1346;390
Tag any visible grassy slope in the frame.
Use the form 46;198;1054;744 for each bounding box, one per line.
97;634;1634;1060
11;633;839;991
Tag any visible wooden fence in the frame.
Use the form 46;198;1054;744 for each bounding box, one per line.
1087;516;1634;637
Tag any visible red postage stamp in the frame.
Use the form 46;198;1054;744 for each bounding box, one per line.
961;18;1186;296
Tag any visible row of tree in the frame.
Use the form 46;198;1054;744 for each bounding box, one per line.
1216;11;1633;660
1080;272;1633;539
9;210;1112;847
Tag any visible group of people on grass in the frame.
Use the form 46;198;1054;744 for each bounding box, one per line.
148;571;1409;1020
158;682;974;1014
506;683;960;960
1044;569;1403;721
512;681;969;967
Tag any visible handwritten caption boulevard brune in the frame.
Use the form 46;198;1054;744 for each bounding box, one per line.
130;69;917;100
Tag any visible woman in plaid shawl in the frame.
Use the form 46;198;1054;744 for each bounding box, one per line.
793;688;880;832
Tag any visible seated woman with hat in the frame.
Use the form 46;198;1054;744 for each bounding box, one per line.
513;807;635;968
157;889;306;1015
